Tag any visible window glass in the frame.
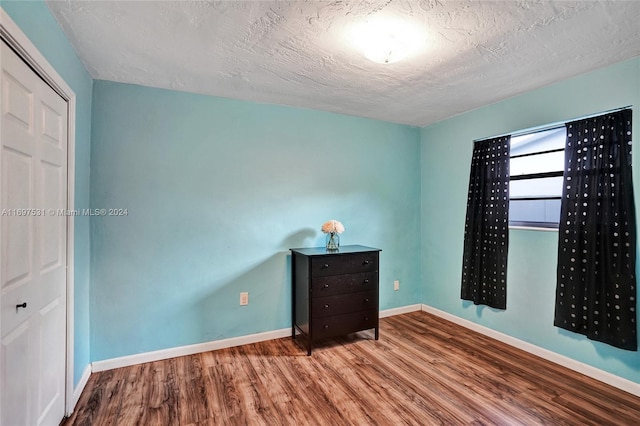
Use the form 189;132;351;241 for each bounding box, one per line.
510;127;565;156
510;199;561;226
508;126;566;228
510;176;564;197
511;151;564;176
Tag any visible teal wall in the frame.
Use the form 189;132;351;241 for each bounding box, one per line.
89;81;422;361
2;1;93;386
420;57;640;383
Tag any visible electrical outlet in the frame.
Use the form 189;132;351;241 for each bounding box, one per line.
394;280;400;291
240;292;249;305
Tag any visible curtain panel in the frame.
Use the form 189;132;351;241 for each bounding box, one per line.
555;109;637;351
461;136;511;309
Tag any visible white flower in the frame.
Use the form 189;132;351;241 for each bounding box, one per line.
321;219;345;234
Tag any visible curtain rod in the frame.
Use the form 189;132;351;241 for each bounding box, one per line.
473;105;633;143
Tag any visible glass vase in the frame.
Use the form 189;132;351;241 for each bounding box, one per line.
326;232;340;251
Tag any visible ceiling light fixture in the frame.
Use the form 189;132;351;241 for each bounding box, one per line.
350;15;425;65
364;33;408;64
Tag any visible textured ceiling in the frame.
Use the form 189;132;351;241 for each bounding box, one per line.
46;1;640;127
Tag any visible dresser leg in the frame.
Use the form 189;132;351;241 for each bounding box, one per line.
375;327;379;340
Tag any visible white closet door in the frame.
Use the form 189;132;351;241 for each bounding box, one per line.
1;39;67;426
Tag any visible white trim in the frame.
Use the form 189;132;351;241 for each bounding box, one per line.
71;364;91;411
0;9;74;99
421;304;640;397
379;304;422;318
509;226;558;232
92;328;292;372
0;8;78;416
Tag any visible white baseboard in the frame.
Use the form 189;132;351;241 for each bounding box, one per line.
379;304;422;318
421;304;640;397
92;327;292;372
67;363;91;415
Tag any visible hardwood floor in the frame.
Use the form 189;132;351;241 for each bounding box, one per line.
64;311;640;425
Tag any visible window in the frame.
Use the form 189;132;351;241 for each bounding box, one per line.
509;127;566;228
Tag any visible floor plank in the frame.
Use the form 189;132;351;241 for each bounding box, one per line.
63;311;640;425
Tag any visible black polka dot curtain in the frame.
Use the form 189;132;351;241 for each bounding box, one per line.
555;109;637;351
461;136;511;310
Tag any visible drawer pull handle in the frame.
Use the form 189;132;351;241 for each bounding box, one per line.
323;264;329;268
364;298;369;303
364;279;369;284
324;284;330;288
363;260;370;265
324;325;329;329
364;317;369;321
324;304;330;308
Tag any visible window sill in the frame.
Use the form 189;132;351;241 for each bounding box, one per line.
509;225;558;232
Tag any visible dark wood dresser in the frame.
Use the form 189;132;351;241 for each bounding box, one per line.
290;245;381;355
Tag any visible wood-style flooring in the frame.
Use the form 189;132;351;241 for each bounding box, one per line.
63;311;640;425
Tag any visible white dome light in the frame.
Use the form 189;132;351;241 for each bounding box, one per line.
364;33;408;64
350;16;425;64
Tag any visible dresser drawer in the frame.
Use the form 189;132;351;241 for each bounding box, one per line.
312;310;378;340
310;253;378;277
311;272;377;297
312;291;377;318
